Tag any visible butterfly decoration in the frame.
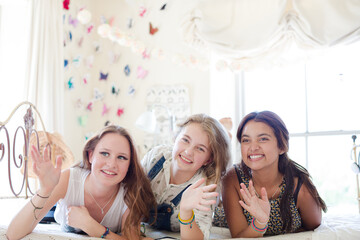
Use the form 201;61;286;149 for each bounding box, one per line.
149;23;159;35
99;72;108;81
127;18;133;29
94;42;101;52
78;115;88;127
72;55;81;67
93;88;104;101
160;3;167;10
124;65;131;76
128;85;135;96
85;132;93;140
139;6;147;17
86;55;94;68
102;103;110;116
86;102;93;111
109;51;120;64
111;84;120;96
64;59;69;69
68;15;79;28
67;77;74;89
117;107;124;117
69;31;72;41
137;66;148;79
78;36;84;47
63;0;70;10
142;50;150;59
75;98;84;109
83;74;90;84
87;24;94;34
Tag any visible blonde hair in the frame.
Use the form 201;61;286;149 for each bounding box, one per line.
80;125;156;240
176;114;231;184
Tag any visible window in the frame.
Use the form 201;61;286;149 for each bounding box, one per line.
230;42;360;214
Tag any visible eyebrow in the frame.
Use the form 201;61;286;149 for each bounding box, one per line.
242;133;272;138
183;134;209;150
99;147;130;157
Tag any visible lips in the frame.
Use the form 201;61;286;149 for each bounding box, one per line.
101;169;117;176
179;154;193;164
249;154;264;161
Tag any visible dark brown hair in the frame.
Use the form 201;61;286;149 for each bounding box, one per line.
80;125;156;239
236;111;327;232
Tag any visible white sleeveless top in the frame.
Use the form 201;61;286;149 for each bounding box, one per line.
54;167;128;234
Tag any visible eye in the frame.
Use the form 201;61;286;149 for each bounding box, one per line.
197;147;205;152
117;155;128;160
241;138;249;143
259;137;269;142
100;152;109;157
181;137;189;143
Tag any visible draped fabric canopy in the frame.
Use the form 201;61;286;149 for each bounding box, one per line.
181;0;360;70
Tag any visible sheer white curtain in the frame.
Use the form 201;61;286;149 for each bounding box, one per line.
181;0;360;70
25;0;64;133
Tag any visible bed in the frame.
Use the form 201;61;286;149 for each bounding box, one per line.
1;102;360;240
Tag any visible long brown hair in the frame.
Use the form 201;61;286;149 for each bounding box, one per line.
176;114;231;185
236;111;327;232
80;125;156;239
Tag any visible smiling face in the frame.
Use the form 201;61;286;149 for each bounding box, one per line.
172;123;211;179
240;120;284;172
88;132;131;187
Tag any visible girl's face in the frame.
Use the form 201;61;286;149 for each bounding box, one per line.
240;120;284;172
172;123;211;175
89;133;131;187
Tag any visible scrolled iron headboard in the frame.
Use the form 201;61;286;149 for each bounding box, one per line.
0;101;49;199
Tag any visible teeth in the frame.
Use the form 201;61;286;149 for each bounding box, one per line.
250;155;262;159
102;170;116;175
180;155;192;163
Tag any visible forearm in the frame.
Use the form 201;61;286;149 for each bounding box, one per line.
232;218;268;238
179;209;204;240
6;192;52;240
81;219;127;240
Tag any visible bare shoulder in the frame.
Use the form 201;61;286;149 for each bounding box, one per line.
222;166;238;185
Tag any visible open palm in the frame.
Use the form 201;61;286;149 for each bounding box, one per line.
239;180;270;223
30;145;62;194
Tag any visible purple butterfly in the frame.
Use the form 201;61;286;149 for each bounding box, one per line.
99;72;108;81
69;15;79;28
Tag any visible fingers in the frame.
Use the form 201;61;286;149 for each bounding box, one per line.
191;178;205;189
202;183;217;192
55;155;63;169
248;180;256;196
260;187;268;201
202;191;218;199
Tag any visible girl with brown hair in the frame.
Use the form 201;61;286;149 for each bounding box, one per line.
7;125;155;240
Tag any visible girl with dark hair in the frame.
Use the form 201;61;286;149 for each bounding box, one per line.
7;125;155;240
222;111;327;238
142;113;231;240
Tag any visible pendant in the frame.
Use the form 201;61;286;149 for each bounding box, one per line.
101;209;104;214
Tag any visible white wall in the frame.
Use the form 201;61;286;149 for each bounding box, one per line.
63;0;210;160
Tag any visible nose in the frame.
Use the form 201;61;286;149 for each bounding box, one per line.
107;156;116;167
185;146;194;156
250;141;259;151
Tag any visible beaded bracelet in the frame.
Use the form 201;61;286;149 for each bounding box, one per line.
251;218;268;234
178;210;195;229
101;226;110;238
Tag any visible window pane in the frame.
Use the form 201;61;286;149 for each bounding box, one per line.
288;136;307;168
307;135;358;213
243;64;306;133
306;42;360;132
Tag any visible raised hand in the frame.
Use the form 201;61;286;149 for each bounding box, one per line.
180;178;218;213
239;180;270;224
30;145;62;195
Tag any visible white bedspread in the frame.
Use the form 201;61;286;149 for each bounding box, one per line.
0;198;359;240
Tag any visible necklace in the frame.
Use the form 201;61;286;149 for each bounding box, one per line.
88;188;117;214
253;178;282;200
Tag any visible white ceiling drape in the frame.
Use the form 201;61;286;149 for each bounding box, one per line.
181;0;360;70
25;0;64;133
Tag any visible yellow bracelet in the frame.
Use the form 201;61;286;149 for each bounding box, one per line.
178;210;194;223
